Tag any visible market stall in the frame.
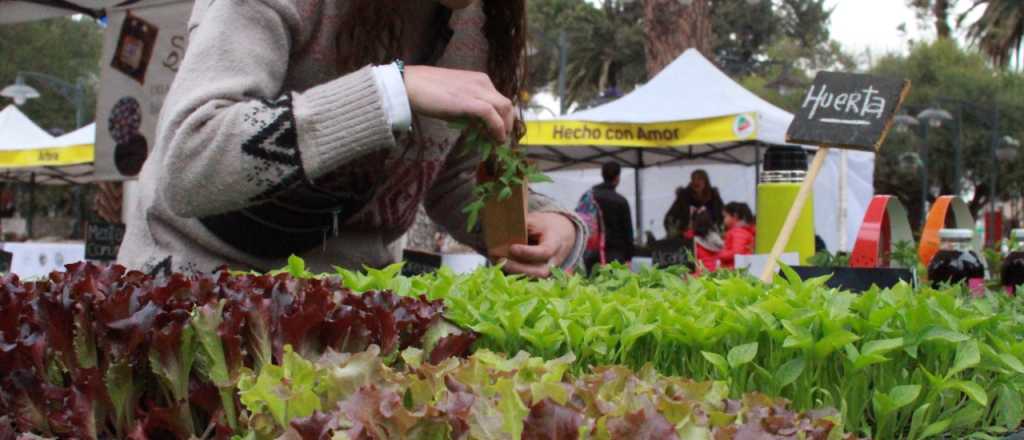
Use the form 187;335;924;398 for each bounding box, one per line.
524;50;875;251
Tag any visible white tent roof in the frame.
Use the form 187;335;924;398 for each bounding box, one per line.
26;122;95;149
0;114;95;185
565;49;793;145
0;105;55;151
526;49;797;170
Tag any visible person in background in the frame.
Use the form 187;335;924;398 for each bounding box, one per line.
719;202;755;270
581;162;634;271
664;169;724;239
687;209;722;273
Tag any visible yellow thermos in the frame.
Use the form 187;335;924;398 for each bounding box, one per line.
755;146;816;264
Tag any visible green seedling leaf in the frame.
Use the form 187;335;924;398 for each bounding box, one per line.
997;352;1024;375
727;342;758;368
701;351;729;376
995;385;1024;429
238;346;322;429
921;327;970;344
862;337;904;356
813;330;860;359
287;255;304;277
888;384;922;409
774;357;806;388
946;380;989;407
920;418;952;439
948;340;981;378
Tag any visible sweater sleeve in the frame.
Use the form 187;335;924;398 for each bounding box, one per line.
155;0;396;218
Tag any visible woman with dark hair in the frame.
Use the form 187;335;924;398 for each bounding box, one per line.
664;169;724;238
686;209;722;273
719;202;756;270
118;0;584;277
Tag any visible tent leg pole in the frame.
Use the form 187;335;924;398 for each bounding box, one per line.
755;143;762;213
27;173;35;240
636;150;644;241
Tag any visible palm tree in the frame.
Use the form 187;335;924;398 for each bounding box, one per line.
961;0;1024;68
642;0;714;77
527;0;645;111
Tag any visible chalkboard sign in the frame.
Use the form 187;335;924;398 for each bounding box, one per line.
86;222;126;261
787;72;910;151
650;238;691;268
791;266;915;293
401;249;443;277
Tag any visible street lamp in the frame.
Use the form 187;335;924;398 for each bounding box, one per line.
0;76;41;106
997;136;1020;162
893;114;919;133
2;72;87;128
918;107;953;128
895;113;933;228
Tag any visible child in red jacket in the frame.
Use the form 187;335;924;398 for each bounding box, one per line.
686;210;723;273
720;202;756;270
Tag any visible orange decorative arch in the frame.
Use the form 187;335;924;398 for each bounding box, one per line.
918;196;974;267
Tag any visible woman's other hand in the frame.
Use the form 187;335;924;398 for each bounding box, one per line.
492;212;577;278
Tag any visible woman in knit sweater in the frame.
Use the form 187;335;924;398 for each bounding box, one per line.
117;0;585;276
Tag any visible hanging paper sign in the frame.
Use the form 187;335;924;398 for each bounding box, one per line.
786;72;911;151
918;196;975;267
95;2;191;181
850;195;914;268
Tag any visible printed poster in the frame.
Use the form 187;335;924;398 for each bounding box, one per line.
95;2;191;181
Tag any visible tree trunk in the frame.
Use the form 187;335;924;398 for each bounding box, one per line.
933;0;952;39
642;0;713;78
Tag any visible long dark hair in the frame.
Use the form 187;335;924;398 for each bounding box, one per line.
337;1;527;139
689;169;713;201
692;209;714;238
724;202;755;225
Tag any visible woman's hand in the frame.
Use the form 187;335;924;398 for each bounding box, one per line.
492;212;577;278
404;65;514;143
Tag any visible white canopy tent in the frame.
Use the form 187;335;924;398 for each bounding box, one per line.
9;123;97;185
524;50;876;252
0;104;54;151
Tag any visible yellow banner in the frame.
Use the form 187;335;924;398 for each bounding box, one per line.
0;144;94;168
522;113;758;148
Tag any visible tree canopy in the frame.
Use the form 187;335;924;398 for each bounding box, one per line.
872;40;1024;223
526;0;842;112
0;16;103;133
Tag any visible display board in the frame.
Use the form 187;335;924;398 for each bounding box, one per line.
95;3;191;180
85;221;126;261
758;72;910;282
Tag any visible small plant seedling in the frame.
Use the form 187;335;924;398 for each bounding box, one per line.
450;120;552;232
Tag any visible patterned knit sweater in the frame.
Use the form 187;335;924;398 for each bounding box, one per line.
117;0;585;274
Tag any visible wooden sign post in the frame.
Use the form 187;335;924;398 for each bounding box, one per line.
759;72;911;282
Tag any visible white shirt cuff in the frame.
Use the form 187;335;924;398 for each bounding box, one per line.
372;64;412;132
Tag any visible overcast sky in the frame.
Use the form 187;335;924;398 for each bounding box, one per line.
829;0;974;55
